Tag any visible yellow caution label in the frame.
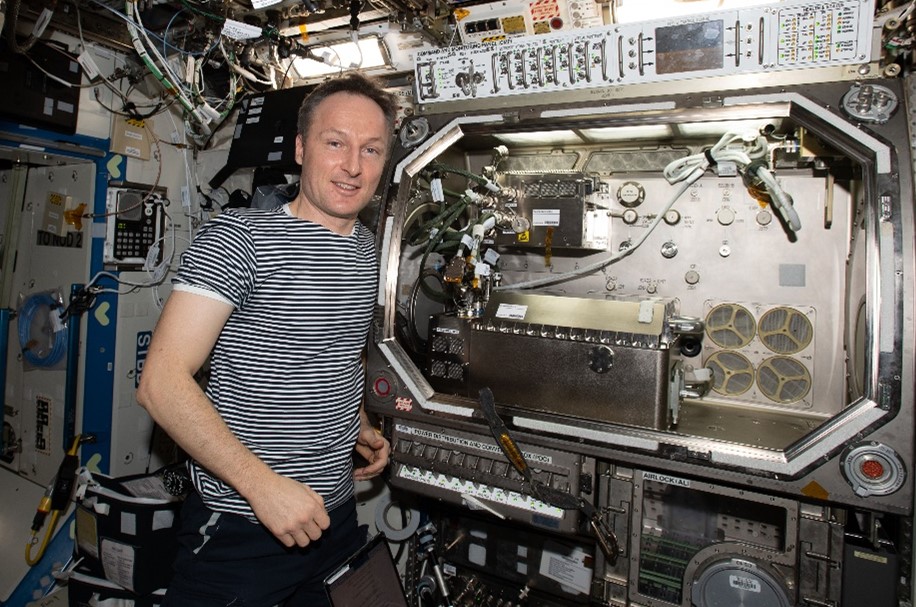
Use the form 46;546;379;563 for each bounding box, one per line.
517;231;530;243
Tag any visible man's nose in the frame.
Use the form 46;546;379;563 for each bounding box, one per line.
342;147;362;175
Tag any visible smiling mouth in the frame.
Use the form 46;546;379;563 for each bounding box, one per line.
334;181;359;191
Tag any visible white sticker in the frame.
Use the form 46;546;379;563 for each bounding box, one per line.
221;19;262;40
33;8;53;37
468;543;487;566
494;303;527;320
643;471;691;488
121;511;137;535
152;509;176;531
77;50;100;80
100;539;137;592
430;178;444;203
483;248;500;265
539;542;593;595
638;300;655;324
250;0;283;7
532;209;560;227
729;575;762;593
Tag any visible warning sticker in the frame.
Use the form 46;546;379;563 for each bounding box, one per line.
529;0;560;21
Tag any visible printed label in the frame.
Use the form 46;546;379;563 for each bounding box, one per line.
532;209;560;226
494;303;527;320
395;424;553;465
729;575;761;593
539;541;593;594
101;539;137;591
135;331;151;388
643;471;691;488
35;396;52;455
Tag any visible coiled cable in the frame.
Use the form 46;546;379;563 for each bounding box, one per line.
18;293;68;368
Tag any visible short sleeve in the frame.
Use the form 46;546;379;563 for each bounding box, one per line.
173;211;257;308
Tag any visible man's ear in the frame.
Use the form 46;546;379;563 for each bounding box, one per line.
294;134;304;165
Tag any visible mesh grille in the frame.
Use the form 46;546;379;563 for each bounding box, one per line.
756;356;811;403
706;350;755;396
758;307;813;354
706;304;756;348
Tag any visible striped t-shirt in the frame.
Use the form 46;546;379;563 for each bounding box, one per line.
172;203;378;519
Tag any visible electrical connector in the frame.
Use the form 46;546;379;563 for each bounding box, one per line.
198;103;222;124
31;485;53;532
49;452;79;512
144;244;161;271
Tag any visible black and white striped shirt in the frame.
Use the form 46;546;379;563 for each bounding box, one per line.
173;204;377;518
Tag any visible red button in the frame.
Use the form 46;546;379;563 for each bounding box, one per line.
861;459;885;479
374;377;391;397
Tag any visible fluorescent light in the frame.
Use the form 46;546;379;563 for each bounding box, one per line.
291;37;387;78
493;130;582;145
677;119;780;137
580;124;673;141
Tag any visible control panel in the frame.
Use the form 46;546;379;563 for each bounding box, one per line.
103;185;166;268
389;421;587;534
455;0;603;45
415;0;873;104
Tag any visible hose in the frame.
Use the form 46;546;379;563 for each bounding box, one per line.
18;293;67;368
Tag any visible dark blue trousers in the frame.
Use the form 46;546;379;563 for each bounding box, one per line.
162;491;365;607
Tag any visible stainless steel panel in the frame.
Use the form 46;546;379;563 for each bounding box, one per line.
470;330;670;430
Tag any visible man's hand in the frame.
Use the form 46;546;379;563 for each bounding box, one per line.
354;423;390;481
247;472;331;548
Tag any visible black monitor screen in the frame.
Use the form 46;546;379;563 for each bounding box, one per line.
325;534;409;607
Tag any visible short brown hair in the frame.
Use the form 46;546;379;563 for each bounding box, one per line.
297;73;397;147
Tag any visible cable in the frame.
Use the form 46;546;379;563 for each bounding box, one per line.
495;172;700;291
7;0;54;54
752;163;802;232
25;44;97;89
26;435;82;566
496;130;783;291
18;292;67;368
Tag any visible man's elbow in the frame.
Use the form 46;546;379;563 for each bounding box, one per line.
136;373;155;414
136;361;166;418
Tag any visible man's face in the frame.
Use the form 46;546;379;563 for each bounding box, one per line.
294;92;390;232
